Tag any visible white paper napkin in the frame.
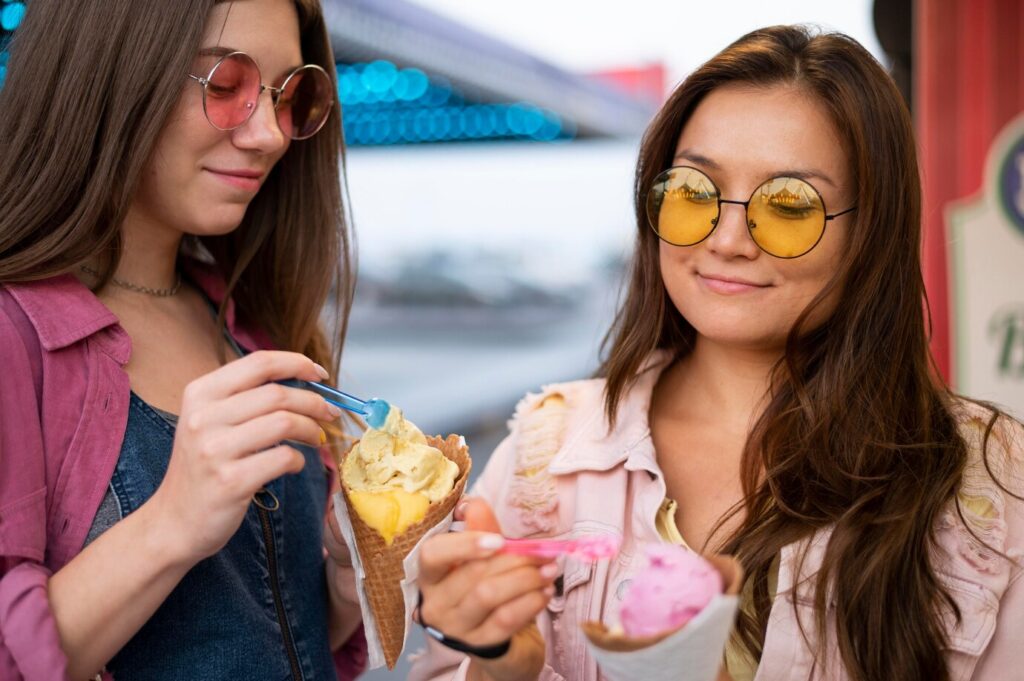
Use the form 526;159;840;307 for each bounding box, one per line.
584;593;739;681
332;491;456;670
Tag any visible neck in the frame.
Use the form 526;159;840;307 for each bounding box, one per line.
660;337;781;432
91;205;184;293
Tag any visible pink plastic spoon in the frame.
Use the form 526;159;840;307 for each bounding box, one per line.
500;534;621;562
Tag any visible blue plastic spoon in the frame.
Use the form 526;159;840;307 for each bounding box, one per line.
278;379;392;429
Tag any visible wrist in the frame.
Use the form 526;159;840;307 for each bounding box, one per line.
135;494;200;571
468;626;545;681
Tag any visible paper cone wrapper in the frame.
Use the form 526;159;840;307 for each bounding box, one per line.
581;555;742;681
335;434;471;670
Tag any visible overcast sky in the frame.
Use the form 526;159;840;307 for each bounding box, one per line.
405;0;885;87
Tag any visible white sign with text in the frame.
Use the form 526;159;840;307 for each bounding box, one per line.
948;112;1024;418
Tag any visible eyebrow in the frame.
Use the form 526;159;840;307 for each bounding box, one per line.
197;47;304;76
198;46;234;58
673;149;837;188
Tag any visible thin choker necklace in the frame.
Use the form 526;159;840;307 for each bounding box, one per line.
80;265;182;297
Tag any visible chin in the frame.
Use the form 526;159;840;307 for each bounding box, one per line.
684;313;787;351
188;210;248;237
701;330;784;351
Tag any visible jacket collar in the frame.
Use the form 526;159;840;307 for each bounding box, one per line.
548;350;674;478
4;274;125;358
3;259;266;362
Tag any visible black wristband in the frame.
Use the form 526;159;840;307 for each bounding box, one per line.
416;591;512;659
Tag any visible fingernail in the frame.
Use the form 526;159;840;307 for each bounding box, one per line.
319;428;328;444
543;585;555;597
455;499;470;516
313;363;330;380
325;402;342;418
478;534;505;550
540;563;559;579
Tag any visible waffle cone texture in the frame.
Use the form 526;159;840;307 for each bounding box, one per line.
340;434;471;669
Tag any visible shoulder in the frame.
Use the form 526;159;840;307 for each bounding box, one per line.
504;377;608;475
507;350;672;443
0;286;41;385
936;398;1024;582
0;284;36;340
474;378;606;534
0;289;48;548
931;399;1024;675
508;377;606;432
477;354;670;534
948;398;1024;501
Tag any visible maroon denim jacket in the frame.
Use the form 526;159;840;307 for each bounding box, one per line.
0;267;366;680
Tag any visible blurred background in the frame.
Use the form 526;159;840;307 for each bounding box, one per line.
4;0;1022;677
328;0;887;475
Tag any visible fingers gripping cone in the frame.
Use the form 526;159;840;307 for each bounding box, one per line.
340;435;471;669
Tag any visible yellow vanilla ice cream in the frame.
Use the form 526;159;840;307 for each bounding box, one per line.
342;407;459;544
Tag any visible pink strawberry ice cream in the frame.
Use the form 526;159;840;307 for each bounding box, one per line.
619;544;723;638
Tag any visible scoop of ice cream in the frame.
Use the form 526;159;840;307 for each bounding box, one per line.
347;489;431;545
619;544;723;638
342;407;459;544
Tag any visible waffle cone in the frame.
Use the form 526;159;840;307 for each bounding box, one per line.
582;554;743;652
341;434;471;669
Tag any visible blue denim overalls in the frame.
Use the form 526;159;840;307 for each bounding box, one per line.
101;390;336;680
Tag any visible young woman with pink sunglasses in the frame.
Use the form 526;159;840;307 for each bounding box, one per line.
0;1;365;678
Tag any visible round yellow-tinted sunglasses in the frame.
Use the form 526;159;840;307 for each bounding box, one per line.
646;166;856;258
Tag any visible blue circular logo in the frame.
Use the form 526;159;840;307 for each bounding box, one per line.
999;132;1024;237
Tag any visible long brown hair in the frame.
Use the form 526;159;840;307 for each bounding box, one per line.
0;0;354;387
600;25;993;680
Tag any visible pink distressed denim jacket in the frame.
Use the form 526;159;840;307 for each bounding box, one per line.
0;267;366;680
409;352;1024;681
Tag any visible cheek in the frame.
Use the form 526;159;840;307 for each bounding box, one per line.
787;223;848;323
782;260;843;328
133;116;229;231
658;243;694;289
765;240;847;335
144;97;214;188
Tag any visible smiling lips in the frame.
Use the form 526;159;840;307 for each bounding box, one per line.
206;167;264;192
697;272;771;294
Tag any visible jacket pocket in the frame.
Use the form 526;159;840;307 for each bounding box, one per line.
936;570;998;657
546;556;594;615
0;487;47;562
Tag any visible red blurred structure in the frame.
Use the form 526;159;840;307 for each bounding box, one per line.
916;0;1024;381
588;64;667;108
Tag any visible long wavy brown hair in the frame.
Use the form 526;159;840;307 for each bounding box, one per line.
599;25;1004;681
0;0;354;392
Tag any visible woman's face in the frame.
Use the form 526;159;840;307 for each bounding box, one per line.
130;0;301;239
660;83;855;352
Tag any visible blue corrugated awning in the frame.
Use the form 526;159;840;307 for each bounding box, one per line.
323;0;655;138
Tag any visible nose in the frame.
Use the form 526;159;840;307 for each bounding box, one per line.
232;87;288;154
705;201;760;259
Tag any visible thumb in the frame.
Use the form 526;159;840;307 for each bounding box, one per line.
462;497;502;534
